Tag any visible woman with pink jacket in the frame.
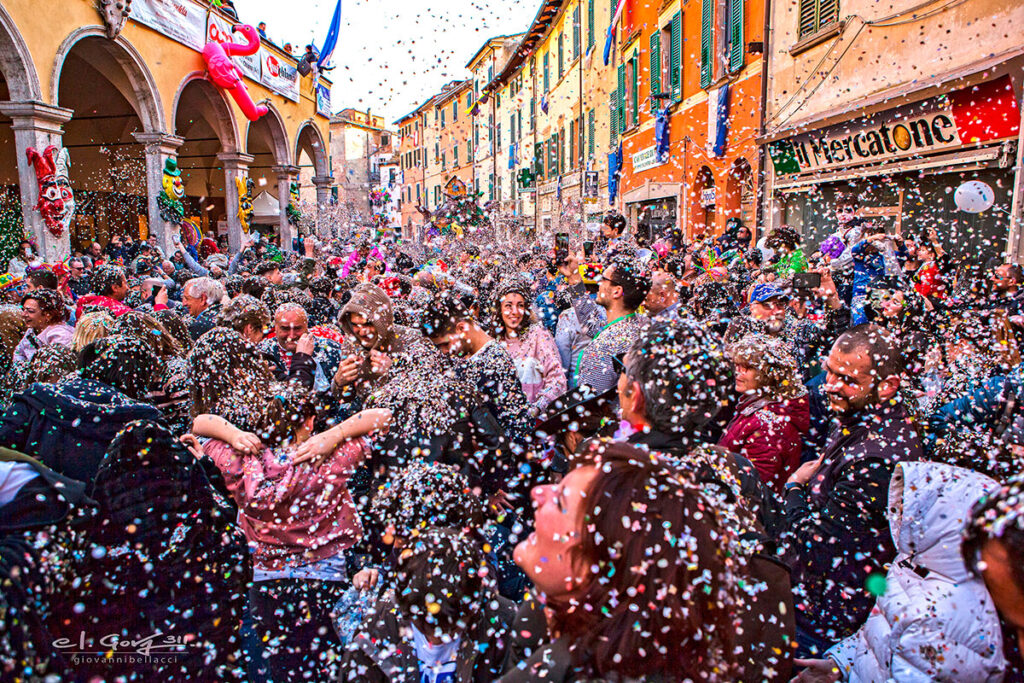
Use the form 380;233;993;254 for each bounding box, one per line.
190;385;390;683
492;278;567;414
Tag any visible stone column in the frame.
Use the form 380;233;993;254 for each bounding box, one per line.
0;101;74;262
311;175;334;240
217;151;254;253
133;132;184;257
273;164;300;251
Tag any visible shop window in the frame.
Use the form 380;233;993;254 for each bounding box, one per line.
799;0;839;39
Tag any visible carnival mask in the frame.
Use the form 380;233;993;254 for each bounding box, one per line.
27;146;75;239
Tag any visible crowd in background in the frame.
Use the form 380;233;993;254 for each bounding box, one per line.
1;211;1023;683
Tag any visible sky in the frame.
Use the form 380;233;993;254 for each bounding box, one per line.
238;0;540;124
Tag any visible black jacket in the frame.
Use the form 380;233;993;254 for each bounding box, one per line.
188;302;222;341
0;377;165;487
783;402;922;644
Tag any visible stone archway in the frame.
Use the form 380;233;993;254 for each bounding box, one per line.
0;3;40;101
295;120;331;208
693;166;716;239
53;31;166;249
172;75;244;245
246;103;293;244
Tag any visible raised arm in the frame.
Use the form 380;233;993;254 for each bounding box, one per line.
291;408;392;464
191;414;262;454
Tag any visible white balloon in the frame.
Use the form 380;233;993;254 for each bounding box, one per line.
954;180;995;214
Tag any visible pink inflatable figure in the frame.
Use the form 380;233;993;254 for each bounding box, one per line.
202;24;269;121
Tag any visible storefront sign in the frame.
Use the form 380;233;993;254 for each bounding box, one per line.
261;49;300;102
770;76;1020;177
701;188;716;207
207;14;262;82
316;83;332;117
131;0;206;51
632;145;667;173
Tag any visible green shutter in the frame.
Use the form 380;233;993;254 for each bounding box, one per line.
649;31;661;113
630;56;639;127
800;0;839;38
700;0;713;88
588;109;596;156
587;0;595;48
609;93;618;144
670;12;682;101
617;63;626;134
729;0;744;72
573;7;581;59
819;0;839;28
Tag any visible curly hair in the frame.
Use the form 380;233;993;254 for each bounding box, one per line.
91;265;126;297
726;333;806;401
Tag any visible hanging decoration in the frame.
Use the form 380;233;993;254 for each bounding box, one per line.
202;24;269;122
97;0;132;39
180;217;202;248
26;146;75;239
286;180;302;226
157;157;185;224
424;176;490;239
236;176;255;233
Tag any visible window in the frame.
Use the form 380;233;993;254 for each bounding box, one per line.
467;139;472;158
543;53;550;91
701;0;714;88
530;97;536;130
454;145;459;166
588;109;596;156
416;183;421;202
584;2;598;53
441;152;446;170
381;134;390;146
629;53;639;128
569;119;576;170
440;108;446;128
799;0;839;38
729;0;745;72
435;142;440;161
452;101;458;122
497;123;502;147
572;7;581;59
558;33;564;79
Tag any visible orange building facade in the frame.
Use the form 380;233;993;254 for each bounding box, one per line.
616;0;764;243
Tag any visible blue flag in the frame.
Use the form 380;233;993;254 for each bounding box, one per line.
318;0;342;69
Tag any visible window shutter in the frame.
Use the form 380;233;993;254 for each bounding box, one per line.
700;0;713;88
617;63;626;134
630;55;639;127
558;34;564;78
569;119;576;169
799;0;817;37
544;54;550;91
588;109;596;156
573;7;581;59
670;12;682;101
819;0;839;27
649;31;661;113
587;0;595;48
609;93;618;144
729;0;744;72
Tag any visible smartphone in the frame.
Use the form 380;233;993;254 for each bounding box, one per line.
555;232;570;252
583;240;595;257
793;271;821;289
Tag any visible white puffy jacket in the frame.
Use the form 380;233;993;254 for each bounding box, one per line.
827;461;1007;682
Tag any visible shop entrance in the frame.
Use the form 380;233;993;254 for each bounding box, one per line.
635;197;678;246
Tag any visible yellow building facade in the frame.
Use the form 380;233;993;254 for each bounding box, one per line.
0;0;333;260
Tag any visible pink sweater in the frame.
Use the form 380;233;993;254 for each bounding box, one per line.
203;437;367;570
501;325;567;412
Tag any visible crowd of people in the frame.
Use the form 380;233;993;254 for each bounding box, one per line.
0;212;1023;683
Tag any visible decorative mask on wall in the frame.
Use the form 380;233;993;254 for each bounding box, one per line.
286;180;302;226
236;176;255;233
157;157;186;224
97;0;132;40
26;146;75;239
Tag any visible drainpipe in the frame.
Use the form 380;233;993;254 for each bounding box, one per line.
754;0;773;243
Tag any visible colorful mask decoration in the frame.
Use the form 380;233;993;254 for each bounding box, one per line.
180;217;202;248
157;157;186;224
202;24;269;122
97;0;132;40
26;146;75;239
286;180;302;226
236;176;255;233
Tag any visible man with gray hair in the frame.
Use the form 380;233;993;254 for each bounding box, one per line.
182;276;226;340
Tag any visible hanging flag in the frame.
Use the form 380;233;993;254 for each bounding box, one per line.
540;94;549;114
603;0;627;66
584;43;596;71
318;0;342;69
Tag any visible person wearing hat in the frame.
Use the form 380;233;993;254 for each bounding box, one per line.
559;255;651;396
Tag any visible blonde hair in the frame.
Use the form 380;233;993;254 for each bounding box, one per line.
72;311;115;352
